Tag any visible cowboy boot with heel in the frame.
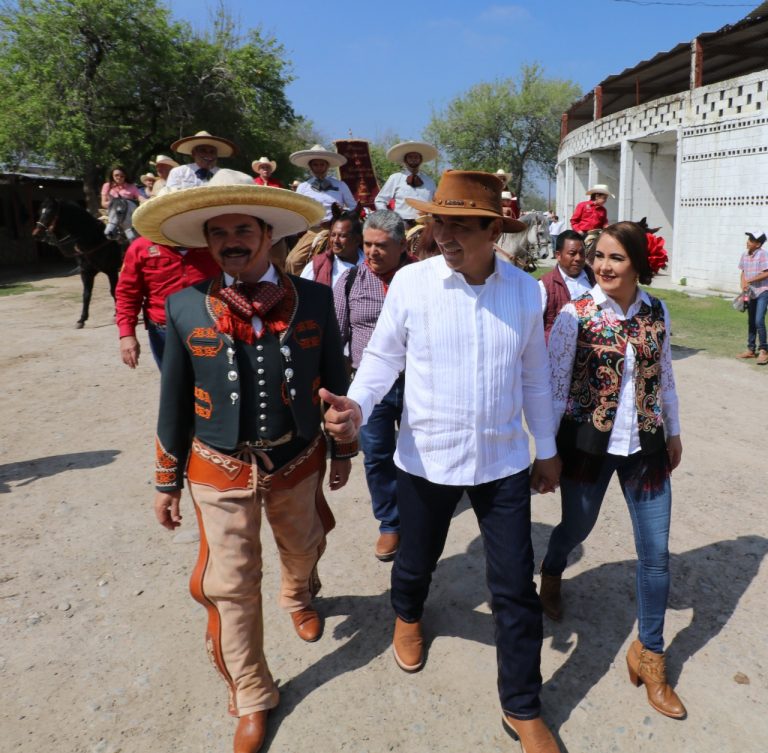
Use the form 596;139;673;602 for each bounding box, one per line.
626;639;686;719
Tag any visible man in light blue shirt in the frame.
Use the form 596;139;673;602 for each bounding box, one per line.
375;141;437;225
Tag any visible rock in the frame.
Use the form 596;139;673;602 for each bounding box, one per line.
97;579;108;587
58;602;71;611
734;672;750;685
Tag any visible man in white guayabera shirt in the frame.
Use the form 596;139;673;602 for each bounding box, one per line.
321;171;565;753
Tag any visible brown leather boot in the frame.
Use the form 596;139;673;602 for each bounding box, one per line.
291;606;322;642
502;716;561;752
233;710;268;753
626;639;686;719
392;616;424;672
539;573;562;622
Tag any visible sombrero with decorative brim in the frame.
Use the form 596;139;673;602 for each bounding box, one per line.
150;154;180;168
289;144;346;169
170;130;238;158
386;141;438;164
132;169;324;247
406;170;526;232
586;183;615;198
251;156;277;172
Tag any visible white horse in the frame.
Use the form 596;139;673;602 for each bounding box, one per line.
104;197;138;243
495;212;551;271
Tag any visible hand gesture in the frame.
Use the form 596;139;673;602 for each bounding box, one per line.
154;490;182;530
319;388;362;442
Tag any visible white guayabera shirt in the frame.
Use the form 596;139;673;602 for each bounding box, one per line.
348;254;557;486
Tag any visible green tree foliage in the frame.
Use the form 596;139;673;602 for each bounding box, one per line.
425;64;581;199
0;0;305;206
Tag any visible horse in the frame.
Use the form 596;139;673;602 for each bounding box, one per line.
495;212;551;272
33;198;122;329
104;197;138;243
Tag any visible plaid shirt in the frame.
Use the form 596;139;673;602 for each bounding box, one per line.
739;247;768;295
333;263;389;369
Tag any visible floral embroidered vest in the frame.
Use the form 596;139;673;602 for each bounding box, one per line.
558;293;667;457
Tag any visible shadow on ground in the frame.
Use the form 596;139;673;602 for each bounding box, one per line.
0;449;120;494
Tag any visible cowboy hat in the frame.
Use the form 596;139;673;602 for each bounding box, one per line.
140;173;157;186
170;130;238;158
586;183;615;198
407;170;526;233
386;141;438;164
289;144;346;169
132;169;324;247
252;156;277;172
501;191;517;201
150;154;180;168
495;169;512;186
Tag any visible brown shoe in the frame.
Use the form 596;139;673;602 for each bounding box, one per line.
757;349;768;365
736;350;756;358
291;606;322;642
539;572;562;622
234;710;268;753
502;716;561;753
626;639;686;719
375;532;400;561
392;616;424;672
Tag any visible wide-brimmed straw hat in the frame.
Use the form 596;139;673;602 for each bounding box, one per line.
132;169;324;247
289;144;346;169
251;156;277;172
386;141;438;164
495;169;512;186
150;154;180;168
140;173;157;186
586;183;614;198
170;130;238;158
407;170;526;232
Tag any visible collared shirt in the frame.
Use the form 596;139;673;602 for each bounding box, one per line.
549;220;565;235
570;200;607;233
348;255;557;486
223;265;279;337
374;170;436;220
333;261;388;369
539;265;593;312
296;176;356;221
548;285;681;456
738;247;768;295
165;164;220;191
299;249;364;289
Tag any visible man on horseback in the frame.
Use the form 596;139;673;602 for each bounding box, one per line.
570;183;613;261
132;170;356;753
164;130;238;190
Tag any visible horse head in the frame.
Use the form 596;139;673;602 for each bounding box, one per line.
33;197;61;239
104;197;138;241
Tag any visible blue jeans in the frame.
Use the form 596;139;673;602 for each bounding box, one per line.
542;452;671;653
746;289;768;352
392;468;543;719
146;321;166;369
359;374;404;533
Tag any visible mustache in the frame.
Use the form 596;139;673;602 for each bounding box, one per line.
221;247;251;257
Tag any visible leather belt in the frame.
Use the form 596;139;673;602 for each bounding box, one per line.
236;430;294;450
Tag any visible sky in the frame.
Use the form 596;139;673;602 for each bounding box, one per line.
165;0;756;145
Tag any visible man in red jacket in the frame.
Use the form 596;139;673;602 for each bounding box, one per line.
116;237;219;368
569;184;612;234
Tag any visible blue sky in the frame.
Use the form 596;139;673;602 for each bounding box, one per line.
166;0;755;144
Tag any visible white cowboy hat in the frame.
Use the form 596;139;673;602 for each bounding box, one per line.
132;169;324;247
586;183;615;198
289;144;347;169
386;141;438;164
150;154;180;168
170;130;238;158
140;173;157;186
501;191;517;201
495;169;512;186
251;156;277;172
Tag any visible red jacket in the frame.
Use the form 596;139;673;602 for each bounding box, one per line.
115;238;219;337
253;177;283;188
570;200;607;233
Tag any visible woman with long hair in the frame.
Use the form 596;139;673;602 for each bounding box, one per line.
100;166;143;209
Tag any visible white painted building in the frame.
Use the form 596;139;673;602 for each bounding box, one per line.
556;6;768;292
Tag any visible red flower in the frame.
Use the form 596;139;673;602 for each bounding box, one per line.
646;233;668;276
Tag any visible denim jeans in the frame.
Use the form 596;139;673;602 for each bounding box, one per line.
359;374;404;533
746;289;768;352
542;452;671;653
146;320;166;370
392;468;543;719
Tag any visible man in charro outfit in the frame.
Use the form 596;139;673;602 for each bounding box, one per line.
132;170;356;753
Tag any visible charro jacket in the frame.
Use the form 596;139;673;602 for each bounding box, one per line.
155;273;354;491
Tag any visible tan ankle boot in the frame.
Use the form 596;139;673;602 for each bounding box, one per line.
626;639;686;719
392;617;424;672
539;573;562;622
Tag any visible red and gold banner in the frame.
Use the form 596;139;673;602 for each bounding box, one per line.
334;139;379;210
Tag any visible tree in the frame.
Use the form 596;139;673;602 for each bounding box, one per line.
425;64;581;199
0;0;302;208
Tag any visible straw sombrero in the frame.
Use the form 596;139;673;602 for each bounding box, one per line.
289;144;346;169
495;169;512;186
132;169;324;247
586;183;614;198
386;141;438;164
251;156;277;172
150;154;180;168
140;173;157;186
170;130;238;158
